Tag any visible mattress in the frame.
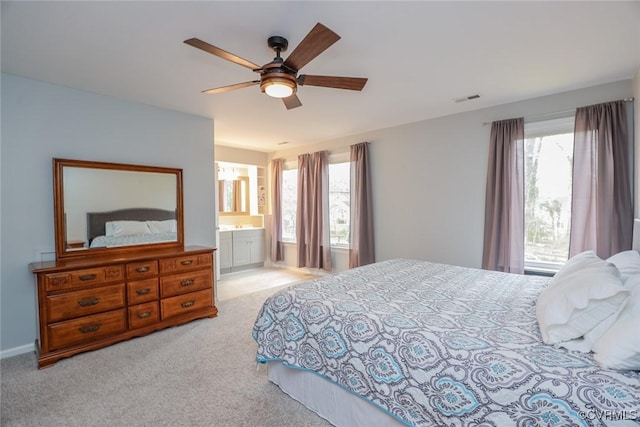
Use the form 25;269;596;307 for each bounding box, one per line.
267;360;405;427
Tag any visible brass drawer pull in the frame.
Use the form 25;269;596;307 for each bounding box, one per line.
79;323;101;333
180;279;195;287
137;311;151;319
181;300;195;308
78;297;99;307
79;274;97;281
136;266;150;273
136;288;151;295
180;260;193;266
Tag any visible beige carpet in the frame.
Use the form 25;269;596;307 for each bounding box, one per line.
1;281;331;427
217;267;316;301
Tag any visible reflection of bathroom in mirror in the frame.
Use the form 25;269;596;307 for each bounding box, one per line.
216;161;266;227
218;176;249;214
54;158;183;258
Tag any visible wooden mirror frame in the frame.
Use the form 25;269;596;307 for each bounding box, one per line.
53;158;184;259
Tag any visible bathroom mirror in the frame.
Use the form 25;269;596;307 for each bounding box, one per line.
53;158;184;259
218;176;250;215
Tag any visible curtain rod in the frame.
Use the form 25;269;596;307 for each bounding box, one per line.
275;142;370;163
482;97;634;126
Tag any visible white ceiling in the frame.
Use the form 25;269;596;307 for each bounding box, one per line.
2;1;639;152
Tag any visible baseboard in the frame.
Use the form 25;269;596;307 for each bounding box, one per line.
1;343;35;359
219;263;266;276
230;262;265;273
270;263;327;277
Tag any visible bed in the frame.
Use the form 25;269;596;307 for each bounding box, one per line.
252;258;640;426
87;208;177;248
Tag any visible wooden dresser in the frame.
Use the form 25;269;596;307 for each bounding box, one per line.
30;246;217;368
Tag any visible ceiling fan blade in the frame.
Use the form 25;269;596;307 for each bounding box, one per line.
282;94;302;110
283;23;340;71
202;80;260;94
298;75;368;91
184;38;261;70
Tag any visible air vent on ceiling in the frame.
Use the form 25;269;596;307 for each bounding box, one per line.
454;94;480;103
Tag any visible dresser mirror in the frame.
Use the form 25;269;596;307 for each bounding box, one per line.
53;158;184;259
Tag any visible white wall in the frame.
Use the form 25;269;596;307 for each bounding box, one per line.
215;145;268;167
1;74;215;355
270;80;634;271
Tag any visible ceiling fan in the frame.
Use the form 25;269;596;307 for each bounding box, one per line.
184;23;368;110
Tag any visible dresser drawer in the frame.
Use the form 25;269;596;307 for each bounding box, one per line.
127;278;159;305
126;260;158;280
161;288;213;320
46;283;126;323
160;270;212;298
128;301;159;329
44;265;125;292
47;309;127;351
159;253;212;274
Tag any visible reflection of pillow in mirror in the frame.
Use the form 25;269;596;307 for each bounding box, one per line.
147;219;177;234
105;220;152;237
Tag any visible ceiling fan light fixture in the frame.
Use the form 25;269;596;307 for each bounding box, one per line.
261;73;297;98
265;82;294;98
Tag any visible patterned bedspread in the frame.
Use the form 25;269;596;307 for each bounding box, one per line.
252;259;640;426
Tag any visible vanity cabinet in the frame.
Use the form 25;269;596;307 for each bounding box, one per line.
30;246;217;368
219;231;233;271
219;229;264;274
232;229;264;266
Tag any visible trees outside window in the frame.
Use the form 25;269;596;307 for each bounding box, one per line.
280;162;350;247
524;117;574;269
281;168;297;241
329;162;350;246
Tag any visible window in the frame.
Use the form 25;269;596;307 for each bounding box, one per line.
281;167;297;241
279;158;351;247
524;117;574;270
328;162;350;246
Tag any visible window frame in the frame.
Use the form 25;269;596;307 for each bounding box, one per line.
278;153;352;249
523;115;575;273
280;161;298;243
328;158;351;248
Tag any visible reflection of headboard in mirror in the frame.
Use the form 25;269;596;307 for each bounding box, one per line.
87;208;176;246
54;158;184;259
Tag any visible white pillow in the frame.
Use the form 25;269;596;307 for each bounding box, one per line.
592;275;640;370
147;219;177;234
559;300;629;353
549;250;599;283
105;220;152;237
607;250;640;282
536;251;630;345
